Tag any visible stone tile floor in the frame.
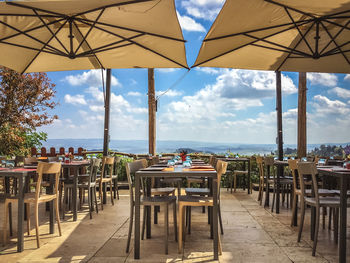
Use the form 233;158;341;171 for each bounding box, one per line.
0;189;349;262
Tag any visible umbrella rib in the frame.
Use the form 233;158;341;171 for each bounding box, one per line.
319;21;350;66
0;40;64;56
0;19;63;55
21;20;69;74
75;17;186;43
78;43;135;57
78;19;188;69
71;20;104;68
76;33;144;57
0;13;60;18
284;8;314;55
250;43;309;57
193;21;311;68
33;9;69;55
264;0;316;19
74;9;105;55
275;21;316;71
244;33;311;57
319;19;350;56
323;41;350;57
204;19;312;42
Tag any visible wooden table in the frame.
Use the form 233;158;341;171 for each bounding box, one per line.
317;167;350;263
0;167;37;252
61;161;90;221
134;165;219;260
218;157;251;194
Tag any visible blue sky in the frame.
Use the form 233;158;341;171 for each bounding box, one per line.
39;0;350;144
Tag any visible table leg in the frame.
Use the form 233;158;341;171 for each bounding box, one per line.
276;166;282;214
212;176;218;260
103;182;107;204
292;195;298;227
49;175;54;234
146;178;151;239
134;174;141;259
72;168;78;221
247;160;251;194
338;176;347;263
17;175;25;252
264;166;270;207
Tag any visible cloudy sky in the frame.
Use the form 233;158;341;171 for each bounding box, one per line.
39;0;350;145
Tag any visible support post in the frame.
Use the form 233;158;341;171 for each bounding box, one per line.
276;71;283;161
148;68;156;156
275;71;283;214
103;69;111;157
297;72;307;158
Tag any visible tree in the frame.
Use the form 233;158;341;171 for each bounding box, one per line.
0;66;57;156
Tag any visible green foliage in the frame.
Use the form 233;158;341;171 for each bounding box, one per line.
309;144;345;157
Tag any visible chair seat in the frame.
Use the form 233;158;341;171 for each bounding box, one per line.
331;190;350;197
295;188;335;196
142;195;176;205
151;187;175;195
304;196;350;207
233;170;248;175
185;188;210;195
5;192;57;203
178;195;213;204
187;177;203;183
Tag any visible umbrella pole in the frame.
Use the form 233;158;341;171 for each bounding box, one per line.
275;71;283;214
103;69;111;156
148;68;156;156
297;72;307;158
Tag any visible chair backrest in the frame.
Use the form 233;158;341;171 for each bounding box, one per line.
90;158;102;183
15;156;25;167
151;156;159;165
48;156;59;162
35;162;62;200
264;157;274;179
297;162;319;203
264;157;274;166
125;160;145;203
216;160;227;192
24;156;38;165
140;159;148;168
101;156;115;178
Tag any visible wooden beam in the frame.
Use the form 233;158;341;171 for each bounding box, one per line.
103;69;111;156
148;68;156;156
276;71;283;160
297;72;307;158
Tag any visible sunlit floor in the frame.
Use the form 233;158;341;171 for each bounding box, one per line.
0;188;349;263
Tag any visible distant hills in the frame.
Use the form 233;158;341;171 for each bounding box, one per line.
41;139;350;155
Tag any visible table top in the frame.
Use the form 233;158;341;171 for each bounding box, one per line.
0;167;37;176
318;166;350;177
274;160;289;166
61;160;90;167
217;157;250;161
136;165;217;178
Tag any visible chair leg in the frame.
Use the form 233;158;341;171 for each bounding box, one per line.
178;204;185;254
187;207;191;234
110;181;114;205
312;207;320;256
55;198;62;236
218;204;224;235
94;187;99;214
9;203;13;236
3;200;9;246
26;203;31;236
322;207;326;230
126;204;134;253
88;187;92;219
290;194;297;227
297;201;306;243
271;185;276;212
141;206;146;240
328;207;332;230
164;205;169;254
99;181;104;210
233;174;237;193
34;204;40;248
62;185;67;219
173;202;177;242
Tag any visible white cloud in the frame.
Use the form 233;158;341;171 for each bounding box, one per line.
127;91;142;97
312;95;349;116
64;94;87;105
156;89;183;97
176;11;206;32
181;0;225;21
307;73;338;87
345;74;350;81
328;87;350;99
195;67;222;75
64;70;121;87
157;68;179;73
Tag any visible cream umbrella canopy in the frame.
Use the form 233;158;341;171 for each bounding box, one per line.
0;0;188;73
0;0;188;155
193;0;350;73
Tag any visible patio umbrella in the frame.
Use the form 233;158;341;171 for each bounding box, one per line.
193;0;350;73
0;0;188;155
